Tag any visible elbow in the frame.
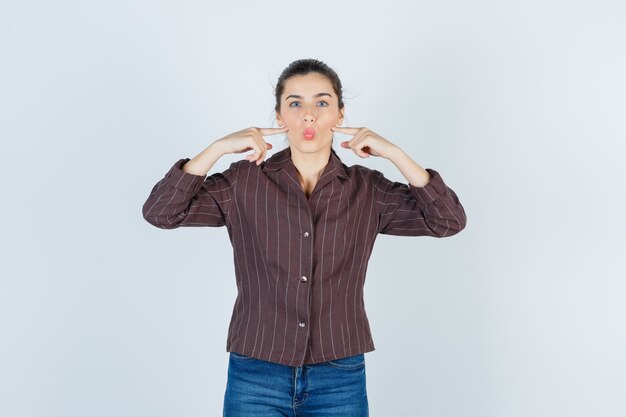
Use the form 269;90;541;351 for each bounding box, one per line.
443;212;467;237
142;205;180;230
430;210;466;238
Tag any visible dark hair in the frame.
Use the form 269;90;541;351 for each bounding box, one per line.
274;58;344;113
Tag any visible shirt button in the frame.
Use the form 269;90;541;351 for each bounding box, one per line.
300;276;308;283
303;231;310;238
298;321;306;328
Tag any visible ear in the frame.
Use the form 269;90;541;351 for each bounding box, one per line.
276;112;284;127
337;108;345;125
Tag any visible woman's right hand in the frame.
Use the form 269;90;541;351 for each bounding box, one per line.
215;126;289;165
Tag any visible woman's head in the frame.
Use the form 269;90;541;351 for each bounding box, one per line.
274;59;345;156
274;59;344;114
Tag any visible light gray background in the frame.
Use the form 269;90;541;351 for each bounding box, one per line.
1;1;625;416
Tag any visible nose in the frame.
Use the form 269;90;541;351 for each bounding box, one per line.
303;105;316;123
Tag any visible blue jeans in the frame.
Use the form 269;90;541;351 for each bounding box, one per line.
223;352;369;416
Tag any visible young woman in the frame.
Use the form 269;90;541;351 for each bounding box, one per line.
142;58;466;417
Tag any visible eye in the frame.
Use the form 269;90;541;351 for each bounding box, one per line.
289;101;300;107
318;101;329;107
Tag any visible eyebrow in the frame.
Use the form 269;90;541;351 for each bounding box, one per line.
285;93;333;100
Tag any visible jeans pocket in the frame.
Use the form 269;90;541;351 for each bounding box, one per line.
326;353;365;370
229;351;255;361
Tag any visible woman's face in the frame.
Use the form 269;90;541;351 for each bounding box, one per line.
276;72;344;157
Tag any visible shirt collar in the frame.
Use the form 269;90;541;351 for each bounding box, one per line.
262;147;349;180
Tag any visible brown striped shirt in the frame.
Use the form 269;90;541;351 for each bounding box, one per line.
142;146;466;366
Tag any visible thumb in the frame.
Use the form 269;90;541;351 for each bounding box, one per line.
340;141;350;148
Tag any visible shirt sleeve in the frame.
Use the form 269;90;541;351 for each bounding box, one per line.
373;168;467;237
142;158;237;229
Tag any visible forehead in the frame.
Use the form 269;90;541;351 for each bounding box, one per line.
282;73;334;96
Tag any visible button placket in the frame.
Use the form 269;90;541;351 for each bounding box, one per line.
293;212;314;359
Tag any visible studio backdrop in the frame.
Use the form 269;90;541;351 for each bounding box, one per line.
1;1;625;416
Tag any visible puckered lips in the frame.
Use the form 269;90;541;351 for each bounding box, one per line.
303;128;315;140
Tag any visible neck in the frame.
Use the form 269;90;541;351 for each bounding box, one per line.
290;147;332;198
290;147;332;176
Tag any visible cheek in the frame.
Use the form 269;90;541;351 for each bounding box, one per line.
320;113;340;127
280;115;296;126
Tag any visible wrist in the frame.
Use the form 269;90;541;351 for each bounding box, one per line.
208;139;228;157
385;144;405;162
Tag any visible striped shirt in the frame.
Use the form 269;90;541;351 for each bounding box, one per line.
142;146;467;366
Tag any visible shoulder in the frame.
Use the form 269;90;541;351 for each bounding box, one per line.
344;162;388;184
341;163;393;198
222;158;259;179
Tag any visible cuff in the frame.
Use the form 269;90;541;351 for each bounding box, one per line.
164;158;206;194
409;168;448;205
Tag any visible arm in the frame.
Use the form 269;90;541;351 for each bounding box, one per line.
333;126;466;237
142;126;287;229
373;166;467;237
141;150;236;229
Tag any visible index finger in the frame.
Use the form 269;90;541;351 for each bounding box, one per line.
259;127;289;136
332;126;361;135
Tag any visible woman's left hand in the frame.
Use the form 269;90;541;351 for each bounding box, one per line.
332;126;399;159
